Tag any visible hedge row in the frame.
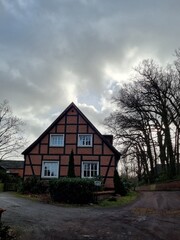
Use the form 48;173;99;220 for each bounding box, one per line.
49;178;95;204
19;176;49;194
18;176;96;204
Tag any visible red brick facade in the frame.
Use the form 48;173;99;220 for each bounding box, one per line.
22;103;120;189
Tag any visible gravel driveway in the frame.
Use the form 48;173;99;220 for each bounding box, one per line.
0;191;180;240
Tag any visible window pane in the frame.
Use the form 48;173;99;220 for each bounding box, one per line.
79;135;92;146
79;136;85;145
91;164;97;177
84;163;90;177
43;162;58;178
50;135;64;146
51;163;57;176
82;161;98;178
44;166;48;176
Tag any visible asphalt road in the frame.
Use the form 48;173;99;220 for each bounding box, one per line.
0;191;180;240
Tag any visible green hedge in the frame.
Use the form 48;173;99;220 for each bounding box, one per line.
19;176;49;194
0;170;22;192
49;178;95;204
113;170;128;196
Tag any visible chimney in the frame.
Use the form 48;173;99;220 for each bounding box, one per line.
103;135;113;145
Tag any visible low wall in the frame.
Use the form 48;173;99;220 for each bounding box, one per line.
136;180;180;191
93;190;114;202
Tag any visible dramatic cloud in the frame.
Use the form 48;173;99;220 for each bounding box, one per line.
0;0;180;158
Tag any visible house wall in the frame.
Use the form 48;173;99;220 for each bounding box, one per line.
8;168;24;177
23;106;116;188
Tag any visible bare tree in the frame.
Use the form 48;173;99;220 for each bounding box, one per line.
0;100;26;160
105;57;180;182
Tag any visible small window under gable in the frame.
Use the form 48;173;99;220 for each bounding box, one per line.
50;134;64;147
78;134;92;147
41;161;59;178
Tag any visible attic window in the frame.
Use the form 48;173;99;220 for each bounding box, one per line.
78;134;92;147
50;134;64;147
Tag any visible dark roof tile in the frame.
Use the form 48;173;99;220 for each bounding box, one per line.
0;160;24;169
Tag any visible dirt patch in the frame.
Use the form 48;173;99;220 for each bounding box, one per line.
133;207;180;217
136;180;180;191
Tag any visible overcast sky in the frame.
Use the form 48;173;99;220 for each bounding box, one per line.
0;0;180;157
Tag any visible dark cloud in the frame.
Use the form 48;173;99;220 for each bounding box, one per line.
0;0;180;146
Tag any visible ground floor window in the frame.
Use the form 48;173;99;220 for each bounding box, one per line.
81;161;99;178
41;161;59;178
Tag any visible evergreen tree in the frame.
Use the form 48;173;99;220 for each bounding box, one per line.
113;169;127;196
67;150;75;178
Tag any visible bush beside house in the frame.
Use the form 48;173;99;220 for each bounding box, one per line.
0;169;21;192
19;176;49;194
113;169;128;196
18;176;96;204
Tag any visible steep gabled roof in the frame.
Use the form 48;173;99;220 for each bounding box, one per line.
22;102;121;158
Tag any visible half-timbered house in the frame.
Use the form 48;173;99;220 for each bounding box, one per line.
22;103;120;189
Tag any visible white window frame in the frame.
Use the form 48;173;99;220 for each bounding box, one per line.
41;161;59;179
50;134;64;147
78;134;92;147
81;161;99;178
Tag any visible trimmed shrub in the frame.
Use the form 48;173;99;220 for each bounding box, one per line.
113;170;127;196
0;170;19;183
20;176;49;194
0;170;21;191
67;150;75;178
49;178;95;204
121;177;132;192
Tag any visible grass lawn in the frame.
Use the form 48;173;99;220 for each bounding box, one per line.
13;191;138;208
97;191;138;207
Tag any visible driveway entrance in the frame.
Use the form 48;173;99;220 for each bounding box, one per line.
0;191;180;240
